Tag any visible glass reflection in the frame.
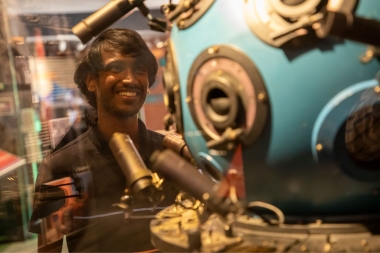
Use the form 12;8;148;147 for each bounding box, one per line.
0;1;170;252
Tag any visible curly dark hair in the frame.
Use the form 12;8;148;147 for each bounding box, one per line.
74;28;158;108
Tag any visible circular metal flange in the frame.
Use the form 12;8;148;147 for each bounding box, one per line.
270;0;321;19
200;72;240;130
163;39;184;134
198;152;224;182
187;45;269;146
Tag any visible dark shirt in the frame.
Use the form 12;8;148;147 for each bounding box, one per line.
30;119;178;252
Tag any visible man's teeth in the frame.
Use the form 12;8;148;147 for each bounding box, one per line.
118;92;137;97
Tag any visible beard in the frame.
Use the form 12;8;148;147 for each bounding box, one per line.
97;93;142;119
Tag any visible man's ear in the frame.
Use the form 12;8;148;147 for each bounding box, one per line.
85;74;97;92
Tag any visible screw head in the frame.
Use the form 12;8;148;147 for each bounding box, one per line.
258;93;266;102
324;243;331;252
184;0;191;8
208;46;219;54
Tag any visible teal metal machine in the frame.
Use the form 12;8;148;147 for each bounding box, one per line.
164;0;380;218
70;0;380;251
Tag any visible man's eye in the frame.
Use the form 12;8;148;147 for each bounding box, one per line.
110;65;123;72
104;63;124;72
135;67;147;74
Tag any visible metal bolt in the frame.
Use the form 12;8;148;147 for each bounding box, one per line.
316;144;323;151
361;239;368;246
163;6;170;14
374;86;380;93
173;85;179;92
324;243;331;252
185;96;192;103
179;20;185;28
228;169;238;177
312;22;321;30
366;50;374;58
208;46;219;55
183;0;191;8
258;93;265;101
203;193;210;201
301;245;307;251
360;48;376;63
227;143;234;150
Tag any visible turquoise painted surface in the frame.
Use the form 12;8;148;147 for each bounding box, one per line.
170;0;380;216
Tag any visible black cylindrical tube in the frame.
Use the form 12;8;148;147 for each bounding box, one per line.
342;15;380;47
317;11;380;47
162;134;193;161
109;133;153;199
151;149;216;201
72;0;143;44
138;3;151;18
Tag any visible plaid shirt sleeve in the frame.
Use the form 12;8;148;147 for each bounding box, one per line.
345;89;380;162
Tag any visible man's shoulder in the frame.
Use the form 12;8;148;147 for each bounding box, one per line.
43;130;95;169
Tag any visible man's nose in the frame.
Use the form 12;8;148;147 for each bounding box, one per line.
121;68;137;83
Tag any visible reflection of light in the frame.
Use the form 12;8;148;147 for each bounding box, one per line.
58;41;67;52
226;0;245;21
64;92;73;101
35;61;53;98
327;0;343;12
76;42;86;51
156;41;164;48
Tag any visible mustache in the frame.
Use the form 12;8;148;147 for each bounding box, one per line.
115;83;142;91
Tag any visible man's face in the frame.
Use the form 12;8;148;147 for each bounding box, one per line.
88;50;150;117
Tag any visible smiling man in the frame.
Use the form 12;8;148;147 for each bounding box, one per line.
78;28;156;144
29;28;177;252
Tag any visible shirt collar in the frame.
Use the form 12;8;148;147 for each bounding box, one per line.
89;118;149;159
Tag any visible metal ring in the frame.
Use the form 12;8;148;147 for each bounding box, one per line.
270;0;322;18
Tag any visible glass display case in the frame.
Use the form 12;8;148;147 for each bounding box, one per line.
0;0;170;251
1;0;380;252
